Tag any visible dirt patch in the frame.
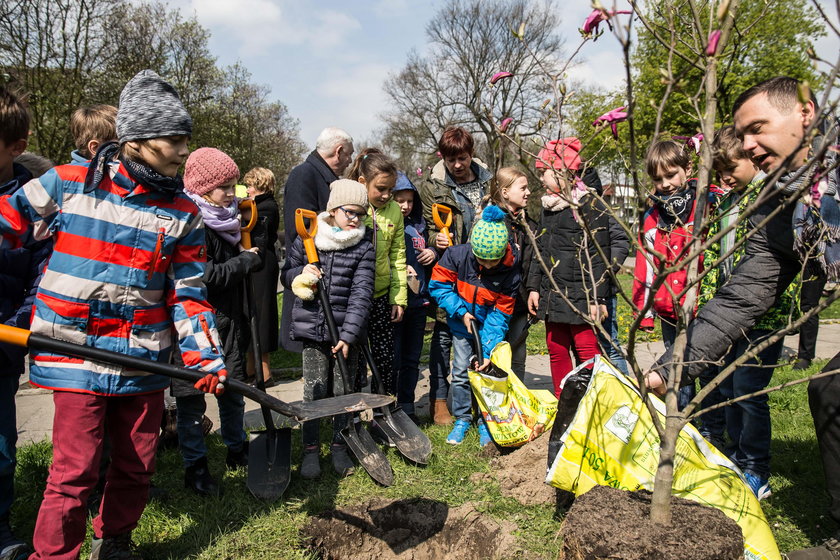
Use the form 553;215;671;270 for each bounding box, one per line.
471;435;555;506
560;485;744;560
303;498;519;560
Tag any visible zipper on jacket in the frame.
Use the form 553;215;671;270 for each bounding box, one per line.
147;228;166;281
199;314;219;354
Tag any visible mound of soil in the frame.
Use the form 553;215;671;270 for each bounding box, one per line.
303;498;519;560
560;485;744;560
470;435;555;506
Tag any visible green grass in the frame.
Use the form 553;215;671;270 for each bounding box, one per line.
10;360;833;558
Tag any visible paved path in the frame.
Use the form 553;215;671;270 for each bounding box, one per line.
14;324;840;447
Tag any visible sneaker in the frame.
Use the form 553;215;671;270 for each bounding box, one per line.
477;420;493;447
0;515;30;560
89;532;142;560
743;471;772;501
184;457;219;497
300;446;321;479
786;535;840;559
792;358;812;371
331;443;355;476
446;419;471;445
225;441;249;469
368;419;396;448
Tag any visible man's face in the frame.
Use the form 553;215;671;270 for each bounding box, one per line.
443;151;473;182
333;142;354;176
734;92;814;173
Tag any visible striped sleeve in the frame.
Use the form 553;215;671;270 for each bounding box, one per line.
166;212;226;374
0;170;63;246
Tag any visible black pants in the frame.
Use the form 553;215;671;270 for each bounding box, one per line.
798;267;827;360
809;351;840;529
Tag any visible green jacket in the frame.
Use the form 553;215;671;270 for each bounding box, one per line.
419;158;493;246
364;200;408;305
699;175;800;330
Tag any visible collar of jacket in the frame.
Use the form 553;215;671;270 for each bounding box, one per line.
430;157;492;187
307;150;339;183
314;211;367;251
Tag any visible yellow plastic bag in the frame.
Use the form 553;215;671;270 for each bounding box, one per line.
546;357;781;560
468;341;558;447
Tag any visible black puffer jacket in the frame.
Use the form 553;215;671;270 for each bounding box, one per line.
526;195;614;324
171;228;261;397
282;213;375;345
251;191;281;352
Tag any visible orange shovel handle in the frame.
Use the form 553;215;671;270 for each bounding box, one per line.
294;208;320;265
431;203;453;247
238;198;258;249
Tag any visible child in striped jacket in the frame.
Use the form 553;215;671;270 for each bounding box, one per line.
0;70;227;559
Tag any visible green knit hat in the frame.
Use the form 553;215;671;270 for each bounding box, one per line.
470;205;509;260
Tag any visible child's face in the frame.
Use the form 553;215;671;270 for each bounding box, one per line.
539;168;566;194
204;180;237;207
475;256;502;269
330;204;366;231
503;176;530;211
393;190;414;217
134;135;190;177
0;138;27;180
363;172;396;209
443;151;473;183
717;158;759;191
734;92;815;173
650;164;688;196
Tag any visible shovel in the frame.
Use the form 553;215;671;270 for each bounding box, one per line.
360;342;432;464
239;199;291;501
0;324;393;421
294;209;394;486
469;318;508;379
431;203;453;247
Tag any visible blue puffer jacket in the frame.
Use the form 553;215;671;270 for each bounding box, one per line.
0;162;52;377
282;212;375;345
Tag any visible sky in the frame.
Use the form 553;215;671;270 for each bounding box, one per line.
161;0;840;148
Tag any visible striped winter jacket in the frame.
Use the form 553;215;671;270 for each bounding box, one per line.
0;160;226;395
428;243;520;359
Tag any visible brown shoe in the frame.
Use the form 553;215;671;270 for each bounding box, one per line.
433;399;453;425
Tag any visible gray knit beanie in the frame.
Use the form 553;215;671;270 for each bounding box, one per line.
117;70;192;144
327;179;369;211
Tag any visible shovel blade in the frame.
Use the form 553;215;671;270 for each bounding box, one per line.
341;420;394;486
378;409;432;465
293;393;394;421
247;427;292;501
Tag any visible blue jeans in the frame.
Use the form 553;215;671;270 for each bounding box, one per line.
597;295;628;375
450;334;475;421
719;329;782;478
428;321;452;401
393;307;427;415
660;318;696;410
0;376;18;518
176;391;246;467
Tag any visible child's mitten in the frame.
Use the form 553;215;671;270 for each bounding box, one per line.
292;271;319;301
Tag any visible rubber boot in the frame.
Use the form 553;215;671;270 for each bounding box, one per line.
184;456;219;496
433;399;453;425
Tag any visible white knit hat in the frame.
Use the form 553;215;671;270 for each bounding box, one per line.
327;179;368;211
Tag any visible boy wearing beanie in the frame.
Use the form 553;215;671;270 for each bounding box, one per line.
0;70;227;559
173;147;261;496
428;205;520;446
281;179;375;478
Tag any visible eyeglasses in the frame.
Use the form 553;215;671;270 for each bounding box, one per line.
339;207;364;221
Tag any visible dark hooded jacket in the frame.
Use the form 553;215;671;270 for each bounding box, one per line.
393;173;431;309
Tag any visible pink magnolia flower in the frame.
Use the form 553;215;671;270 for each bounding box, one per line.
673;133;705;154
489;71;513;85
581;9;632;36
592;106;628;139
499;117;513;132
706;30;721;56
416;167;423;177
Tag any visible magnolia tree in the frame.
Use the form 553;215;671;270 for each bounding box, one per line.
495;0;840;526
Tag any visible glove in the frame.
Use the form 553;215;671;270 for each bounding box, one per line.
291;271;319;301
193;369;227;395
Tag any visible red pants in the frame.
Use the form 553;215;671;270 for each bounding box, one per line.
546;322;600;398
29;390;163;560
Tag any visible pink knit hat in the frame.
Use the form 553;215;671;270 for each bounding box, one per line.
184;147;240;195
535;137;582;171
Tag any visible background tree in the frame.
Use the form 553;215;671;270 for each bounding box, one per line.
381;0;565;172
